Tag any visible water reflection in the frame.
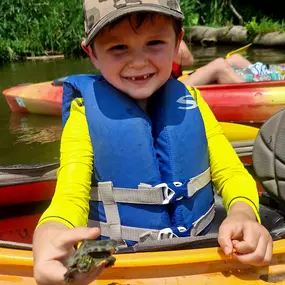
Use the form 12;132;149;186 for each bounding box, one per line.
9;113;62;144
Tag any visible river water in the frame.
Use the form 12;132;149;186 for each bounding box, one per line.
1;45;285;166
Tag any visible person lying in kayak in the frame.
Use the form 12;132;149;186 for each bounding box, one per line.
180;52;285;85
33;0;272;284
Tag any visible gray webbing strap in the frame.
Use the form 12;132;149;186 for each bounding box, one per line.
91;169;212;205
190;203;215;236
97;182;123;242
90;185;165;204
187;167;211;197
234;146;253;154
236;152;253;158
88;203;215;242
0;240;32;250
231;140;254;148
88;220;159;242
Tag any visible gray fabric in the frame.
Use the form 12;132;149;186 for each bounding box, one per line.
88;220;159;242
253;109;285;203
231;140;253;158
90;185;165;204
119;233;220;253
91;168;211;205
88;202;215;244
234;146;253;154
187;167;211;197
97;182;124;243
116;195;285;253
0;240;32;250
231;140;255;148
190;203;215;236
236;152;253;158
0;162;58;186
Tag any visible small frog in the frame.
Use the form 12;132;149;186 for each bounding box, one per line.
64;239;117;283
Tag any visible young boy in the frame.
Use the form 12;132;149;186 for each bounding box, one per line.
33;0;272;284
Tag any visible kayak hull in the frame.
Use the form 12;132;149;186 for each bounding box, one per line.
2;83;62;116
197;80;285;123
1;240;285;284
3;79;285;123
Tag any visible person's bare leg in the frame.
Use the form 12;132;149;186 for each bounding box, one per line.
182;58;245;86
226;54;251;68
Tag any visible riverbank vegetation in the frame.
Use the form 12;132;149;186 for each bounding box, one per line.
1;0;285;63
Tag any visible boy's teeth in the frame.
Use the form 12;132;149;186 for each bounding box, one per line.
129;74;150;80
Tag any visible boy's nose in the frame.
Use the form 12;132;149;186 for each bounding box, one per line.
128;50;148;69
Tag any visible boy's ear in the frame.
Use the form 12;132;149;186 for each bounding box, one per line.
173;29;184;59
81;40;100;70
81;40;90;55
179;28;185;44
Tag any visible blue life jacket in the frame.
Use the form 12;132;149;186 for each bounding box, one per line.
62;75;215;246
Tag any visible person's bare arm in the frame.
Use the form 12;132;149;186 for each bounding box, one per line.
182;58;245;86
174;40;194;67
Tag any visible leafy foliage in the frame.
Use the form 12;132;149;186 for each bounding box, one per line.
245;17;285;42
1;0;285;63
0;0;84;63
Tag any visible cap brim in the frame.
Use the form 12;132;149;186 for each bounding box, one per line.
85;4;184;46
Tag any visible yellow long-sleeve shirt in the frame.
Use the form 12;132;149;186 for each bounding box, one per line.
39;88;260;228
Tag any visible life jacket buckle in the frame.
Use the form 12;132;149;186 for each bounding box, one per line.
158;228;178;240
155;183;175;204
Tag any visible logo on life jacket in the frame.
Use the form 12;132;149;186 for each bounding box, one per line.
177;95;198;110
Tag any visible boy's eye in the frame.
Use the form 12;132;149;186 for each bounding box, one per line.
147;40;165;46
109;45;127;51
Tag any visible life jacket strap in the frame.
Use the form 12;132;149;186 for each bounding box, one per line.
97;182;124;244
90;168;211;205
190;203;215;236
187;167;211;197
90;182;166;204
88;202;215;243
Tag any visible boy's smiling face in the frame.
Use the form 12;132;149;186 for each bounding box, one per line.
86;14;183;100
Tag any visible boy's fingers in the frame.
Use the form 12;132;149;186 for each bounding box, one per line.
53;227;100;250
263;242;273;264
35;260;68;285
218;225;235;255
233;228;260;254
233;236;270;265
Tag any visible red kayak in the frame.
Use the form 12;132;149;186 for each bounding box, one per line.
3;77;285;123
0;163;58;244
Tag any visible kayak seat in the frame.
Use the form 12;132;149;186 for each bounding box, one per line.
52;77;68;86
253;108;285;205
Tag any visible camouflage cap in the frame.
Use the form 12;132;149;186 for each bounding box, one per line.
83;0;184;46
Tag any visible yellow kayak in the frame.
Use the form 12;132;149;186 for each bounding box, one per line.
1;114;285;285
220;122;259;165
1;239;285;284
220;122;259;142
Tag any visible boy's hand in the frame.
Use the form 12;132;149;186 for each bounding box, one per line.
218;202;273;266
34;224;101;285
